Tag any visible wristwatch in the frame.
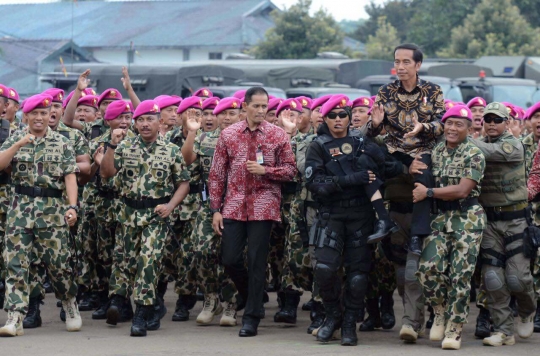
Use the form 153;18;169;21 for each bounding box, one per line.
426;188;434;198
210;208;221;214
67;205;79;212
108;143;118;149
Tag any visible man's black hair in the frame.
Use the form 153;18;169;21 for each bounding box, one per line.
394;43;423;63
245;87;269;104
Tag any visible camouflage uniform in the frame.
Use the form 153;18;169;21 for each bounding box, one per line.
522;133;540;301
80;119;109;142
28;122;90;299
280;132;316;294
1;128;79;313
366;243;397;299
166;127;201;298
189;128;237;302
416;139;486;324
472;131;536;336
109;135;189;306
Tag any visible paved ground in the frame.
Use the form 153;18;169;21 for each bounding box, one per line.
1;291;538;355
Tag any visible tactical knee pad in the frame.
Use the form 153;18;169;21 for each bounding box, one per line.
405;259;418;282
484;270;504;292
315;263;338;291
506;275;524;293
347;272;368;300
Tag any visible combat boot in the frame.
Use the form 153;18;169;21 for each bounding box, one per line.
106;294;126;326
23;296;43;329
341;309;358;346
359;297;381;331
426;305;434;329
274;291;301;324
156;280;168;319
367;220;399;244
316;302;342;343
92;291;110;320
0;279;4;309
146;302;161;331
534;301;540;332
399;324;418;343
474;306;491;339
307;301;325;334
483;332;515;346
62;297;82;332
43;276;53;294
220;302;237;326
120;298;134;322
442;322;463;350
0;311;24;337
380;291;395;330
408;235;423;255
130;304;150;337
429;304;446;341
172;295;197;321
302;298;315;311
517;313;535;339
197;293;223;325
78;291;99;311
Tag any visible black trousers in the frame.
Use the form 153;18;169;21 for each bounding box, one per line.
315;205;374;310
391;151;433;236
221;219;273;326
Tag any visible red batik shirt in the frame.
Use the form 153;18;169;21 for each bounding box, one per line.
209;119;297;222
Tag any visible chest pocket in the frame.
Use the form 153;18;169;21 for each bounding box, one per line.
45;156;64;177
443;164;463;186
151;160;172;183
13;148;34;177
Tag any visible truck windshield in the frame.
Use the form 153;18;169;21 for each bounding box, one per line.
492;85;536;108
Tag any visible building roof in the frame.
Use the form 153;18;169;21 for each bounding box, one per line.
0;38;94;95
1;0;277;49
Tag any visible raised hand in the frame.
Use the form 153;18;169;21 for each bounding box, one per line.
121;66;133;92
17;133;35;148
111;128;127;145
93;146;105;166
403;115;424;139
281;109;296;133
186;108;201;132
371;103;385;128
77;70;91;91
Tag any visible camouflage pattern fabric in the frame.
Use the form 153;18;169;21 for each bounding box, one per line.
0;127;79;312
80;119;108;141
417;139;486;324
108;135;190;305
366;243;397;299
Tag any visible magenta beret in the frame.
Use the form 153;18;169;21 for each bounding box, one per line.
311;95;332;111
276;98;302;117
7;87;19;103
267;98;282;112
441;105;472;123
42;88;65;103
233;90;246;99
193;88;213;98
213;97;242;116
23;94;53;114
77;95;98;109
177;96;203;114
526;102;540;120
133;100;160;120
104;100;133;120
156;95;182;110
97;88;123;106
0;84;9;99
202;97;220;111
466;97;486;109
320;95;351;117
352;97;373;109
63;88;96;109
296;96;312;110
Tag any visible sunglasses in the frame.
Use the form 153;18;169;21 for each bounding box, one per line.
483;117;506;124
326;111;349;120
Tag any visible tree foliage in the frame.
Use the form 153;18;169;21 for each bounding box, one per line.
439;0;540;58
365;16;400;61
252;0;348;59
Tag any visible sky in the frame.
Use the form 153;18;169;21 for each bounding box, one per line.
0;0;386;21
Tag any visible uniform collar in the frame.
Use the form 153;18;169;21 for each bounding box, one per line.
241;119;267;133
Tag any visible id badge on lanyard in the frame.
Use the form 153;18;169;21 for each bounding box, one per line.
256;144;264;165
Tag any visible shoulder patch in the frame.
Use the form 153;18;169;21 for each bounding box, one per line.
502;142;514;154
305;166;313;179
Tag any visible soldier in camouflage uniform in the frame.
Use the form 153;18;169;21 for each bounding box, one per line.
181;97;241;326
471;102;536;347
273;98;317;327
0;94;82;336
163;96;203;322
524;102;540;332
24;88;92;328
0;85;20;310
101;100;190;337
413;106;486;350
85;101;135;322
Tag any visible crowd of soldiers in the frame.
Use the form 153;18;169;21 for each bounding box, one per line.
0;43;539;351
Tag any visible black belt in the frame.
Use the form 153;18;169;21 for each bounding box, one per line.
325;197;370;208
438;197;479;212
97;190;118;200
0;174;10;185
189;183;203;194
123;196;170;209
305;201;319;209
15;185;62;198
484;207;527;222
389;202;414;214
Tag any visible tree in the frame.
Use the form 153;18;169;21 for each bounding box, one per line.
439;0;540;58
365;16;400;60
352;1;412;43
252;0;347;59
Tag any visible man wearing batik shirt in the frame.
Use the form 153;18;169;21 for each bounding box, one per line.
209;87;297;338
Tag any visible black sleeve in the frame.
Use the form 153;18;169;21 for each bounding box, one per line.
305;141;341;196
